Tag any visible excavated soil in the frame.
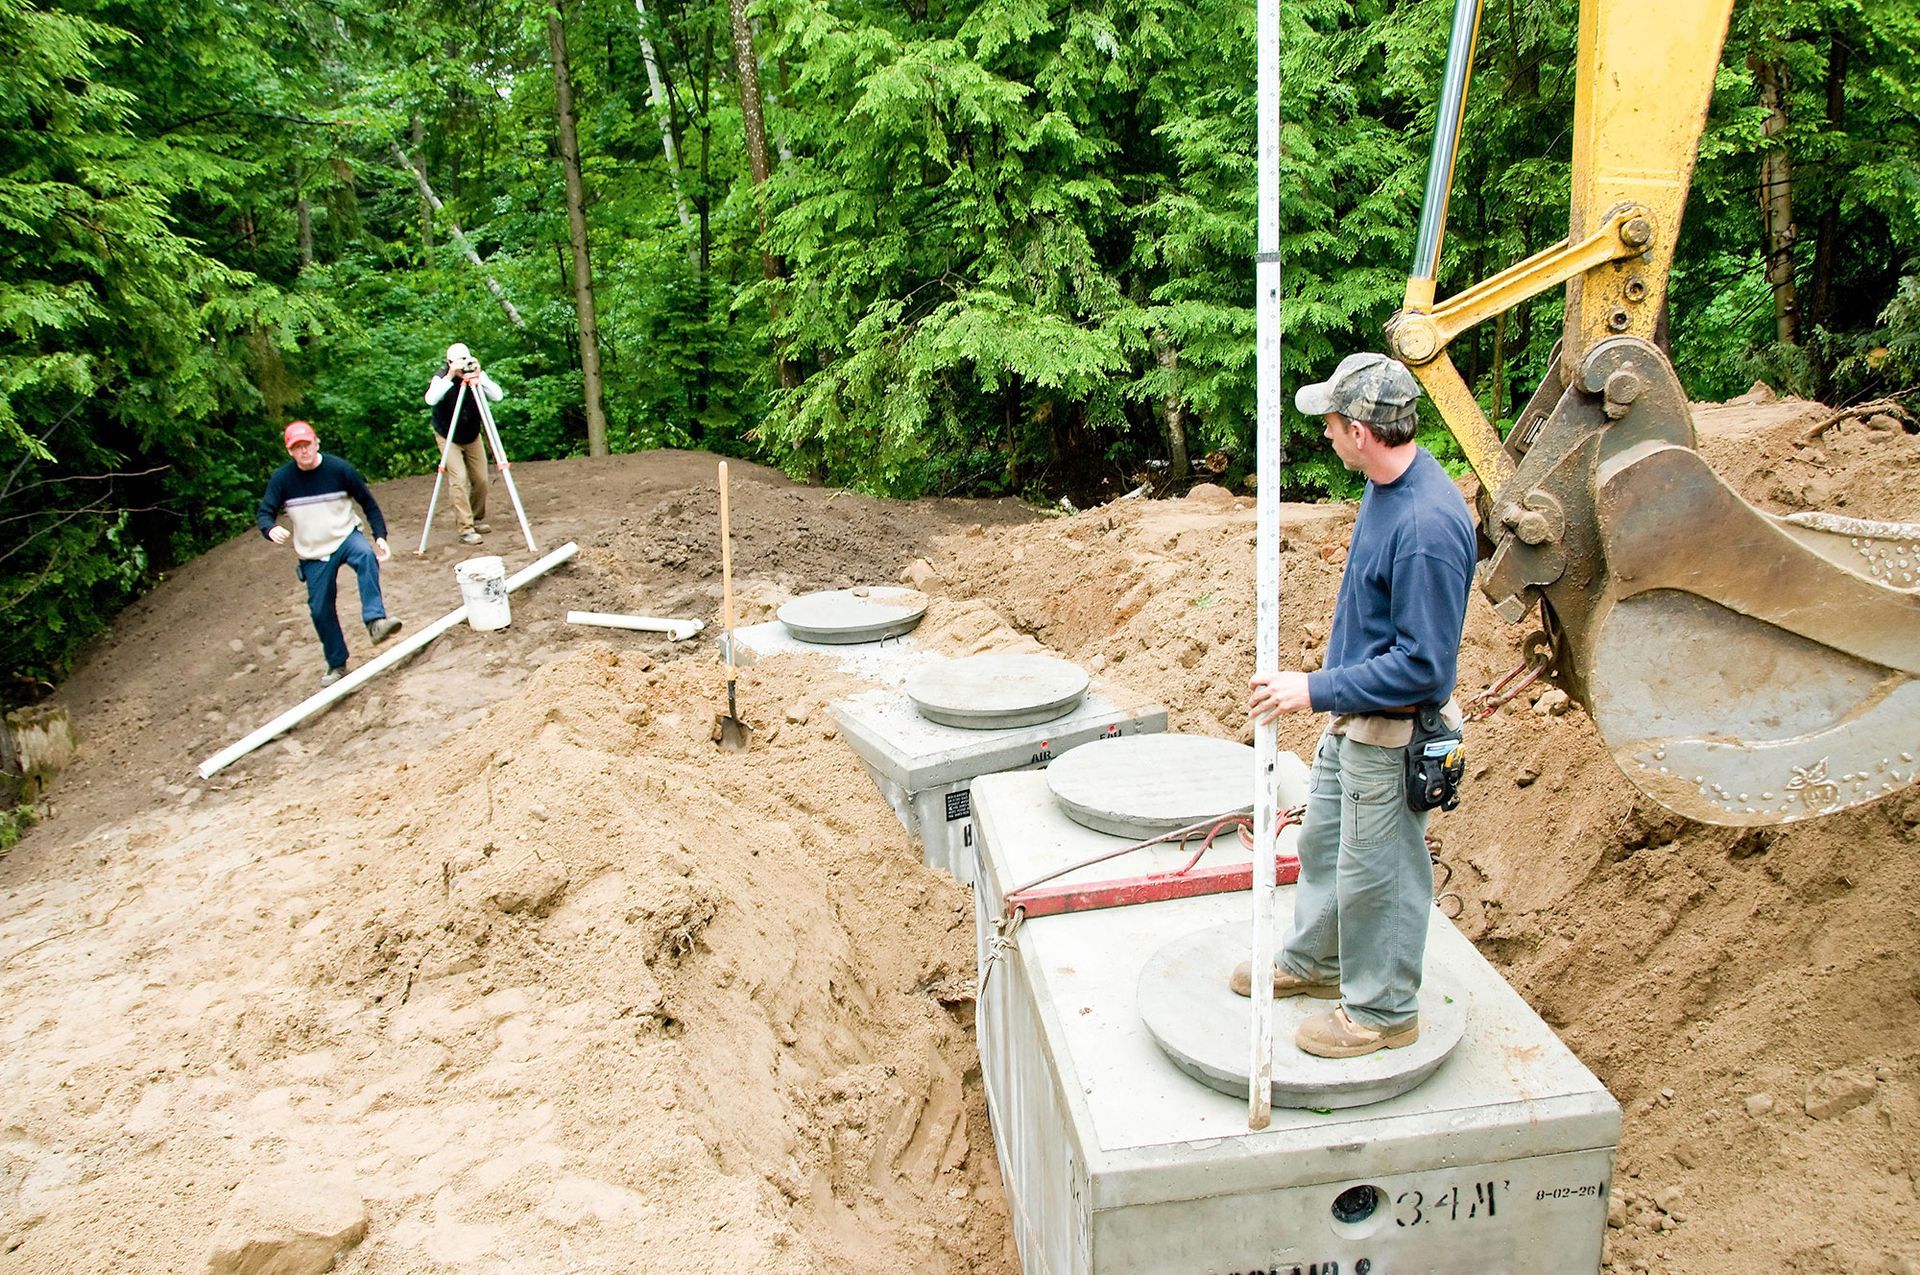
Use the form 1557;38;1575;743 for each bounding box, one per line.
3;407;1919;1273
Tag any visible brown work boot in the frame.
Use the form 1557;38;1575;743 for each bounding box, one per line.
1228;960;1341;1000
1296;1007;1420;1059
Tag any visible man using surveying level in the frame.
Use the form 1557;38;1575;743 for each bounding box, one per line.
257;421;404;687
424;342;505;546
1238;352;1476;1060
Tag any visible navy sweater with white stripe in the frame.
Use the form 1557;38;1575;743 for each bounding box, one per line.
1305;448;1477;715
256;455;388;561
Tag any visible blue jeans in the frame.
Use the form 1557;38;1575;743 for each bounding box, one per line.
299;530;387;670
1279;731;1433;1030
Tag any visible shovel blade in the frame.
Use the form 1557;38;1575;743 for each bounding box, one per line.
713;714;753;752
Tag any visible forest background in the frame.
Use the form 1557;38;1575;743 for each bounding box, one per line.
3;0;1918;686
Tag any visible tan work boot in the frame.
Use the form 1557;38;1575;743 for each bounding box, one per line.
1296;1006;1420;1059
1228;960;1341;1000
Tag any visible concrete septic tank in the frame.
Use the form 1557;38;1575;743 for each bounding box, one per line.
832;682;1167;881
970;770;1621;1275
732;619;940;687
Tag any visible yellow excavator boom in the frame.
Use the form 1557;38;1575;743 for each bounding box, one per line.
1387;0;1920;826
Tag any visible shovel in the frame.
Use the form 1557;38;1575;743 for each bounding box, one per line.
713;460;752;752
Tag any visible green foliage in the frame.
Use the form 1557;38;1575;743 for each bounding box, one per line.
0;799;37;852
0;0;317;680
3;0;1919;689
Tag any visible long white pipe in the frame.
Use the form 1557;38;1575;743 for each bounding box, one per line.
1247;0;1284;1131
566;611;705;641
198;542;580;779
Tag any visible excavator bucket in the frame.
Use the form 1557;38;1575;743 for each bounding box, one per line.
1476;337;1920;826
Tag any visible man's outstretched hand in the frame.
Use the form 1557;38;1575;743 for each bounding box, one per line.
1249;670;1312;723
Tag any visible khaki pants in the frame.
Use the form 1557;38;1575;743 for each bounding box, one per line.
1279;730;1433;1030
445;436;489;531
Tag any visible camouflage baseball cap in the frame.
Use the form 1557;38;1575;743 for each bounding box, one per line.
1294;352;1421;425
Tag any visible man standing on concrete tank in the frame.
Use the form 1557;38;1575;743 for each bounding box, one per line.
423;342;505;546
258;421;404;687
1238;352;1476;1060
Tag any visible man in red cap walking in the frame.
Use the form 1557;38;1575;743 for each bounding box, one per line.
257;421;404;686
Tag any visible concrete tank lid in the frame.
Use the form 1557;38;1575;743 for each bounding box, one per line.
906;653;1090;729
777;587;929;645
1046;733;1254;837
1139;922;1470;1109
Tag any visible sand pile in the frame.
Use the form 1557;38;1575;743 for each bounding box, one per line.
925;396;1920;1274
1;635;1017;1271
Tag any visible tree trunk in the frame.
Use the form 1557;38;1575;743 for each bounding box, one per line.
727;0;798;389
1807;30;1848;333
1752;53;1800;346
1003;378;1022;490
694;30;713;431
549;5;611;457
1153;335;1189;480
1489;309;1508;431
632;0;694;236
296;194;312;270
391;144;526;330
412;115;432;256
0;710;21;810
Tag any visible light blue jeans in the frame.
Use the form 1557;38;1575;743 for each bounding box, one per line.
1279;730;1433;1030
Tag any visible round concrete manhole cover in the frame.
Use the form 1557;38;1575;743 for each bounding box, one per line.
906;653;1090;729
777;587;929;644
1045;734;1254;838
1138;923;1469;1109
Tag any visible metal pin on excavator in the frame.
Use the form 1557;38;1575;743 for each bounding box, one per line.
1391;0;1920;826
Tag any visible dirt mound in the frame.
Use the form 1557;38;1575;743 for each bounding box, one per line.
0;455;1024;1271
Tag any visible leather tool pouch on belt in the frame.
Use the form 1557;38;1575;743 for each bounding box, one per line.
1405;704;1465;812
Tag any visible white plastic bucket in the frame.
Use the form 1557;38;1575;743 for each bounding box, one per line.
455;555;511;631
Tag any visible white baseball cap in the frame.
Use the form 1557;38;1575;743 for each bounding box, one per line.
446;342;471;362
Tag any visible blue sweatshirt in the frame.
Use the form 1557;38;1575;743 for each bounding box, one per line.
257;454;388;561
1306;448;1476;715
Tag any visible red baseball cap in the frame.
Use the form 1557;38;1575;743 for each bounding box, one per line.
283;420;318;448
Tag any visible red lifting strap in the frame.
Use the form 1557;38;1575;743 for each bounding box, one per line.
1004;851;1302;921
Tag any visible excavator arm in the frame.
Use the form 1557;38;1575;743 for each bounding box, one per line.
1388;0;1920;826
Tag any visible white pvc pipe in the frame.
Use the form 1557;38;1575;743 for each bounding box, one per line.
566;611;705;641
198;541;580;779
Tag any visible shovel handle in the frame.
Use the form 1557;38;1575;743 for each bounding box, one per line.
719;461;735;675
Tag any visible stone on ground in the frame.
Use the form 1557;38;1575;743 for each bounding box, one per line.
205;1171;367;1275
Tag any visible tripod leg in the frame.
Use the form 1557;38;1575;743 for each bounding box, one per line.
475;393;539;554
417;382;469;555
